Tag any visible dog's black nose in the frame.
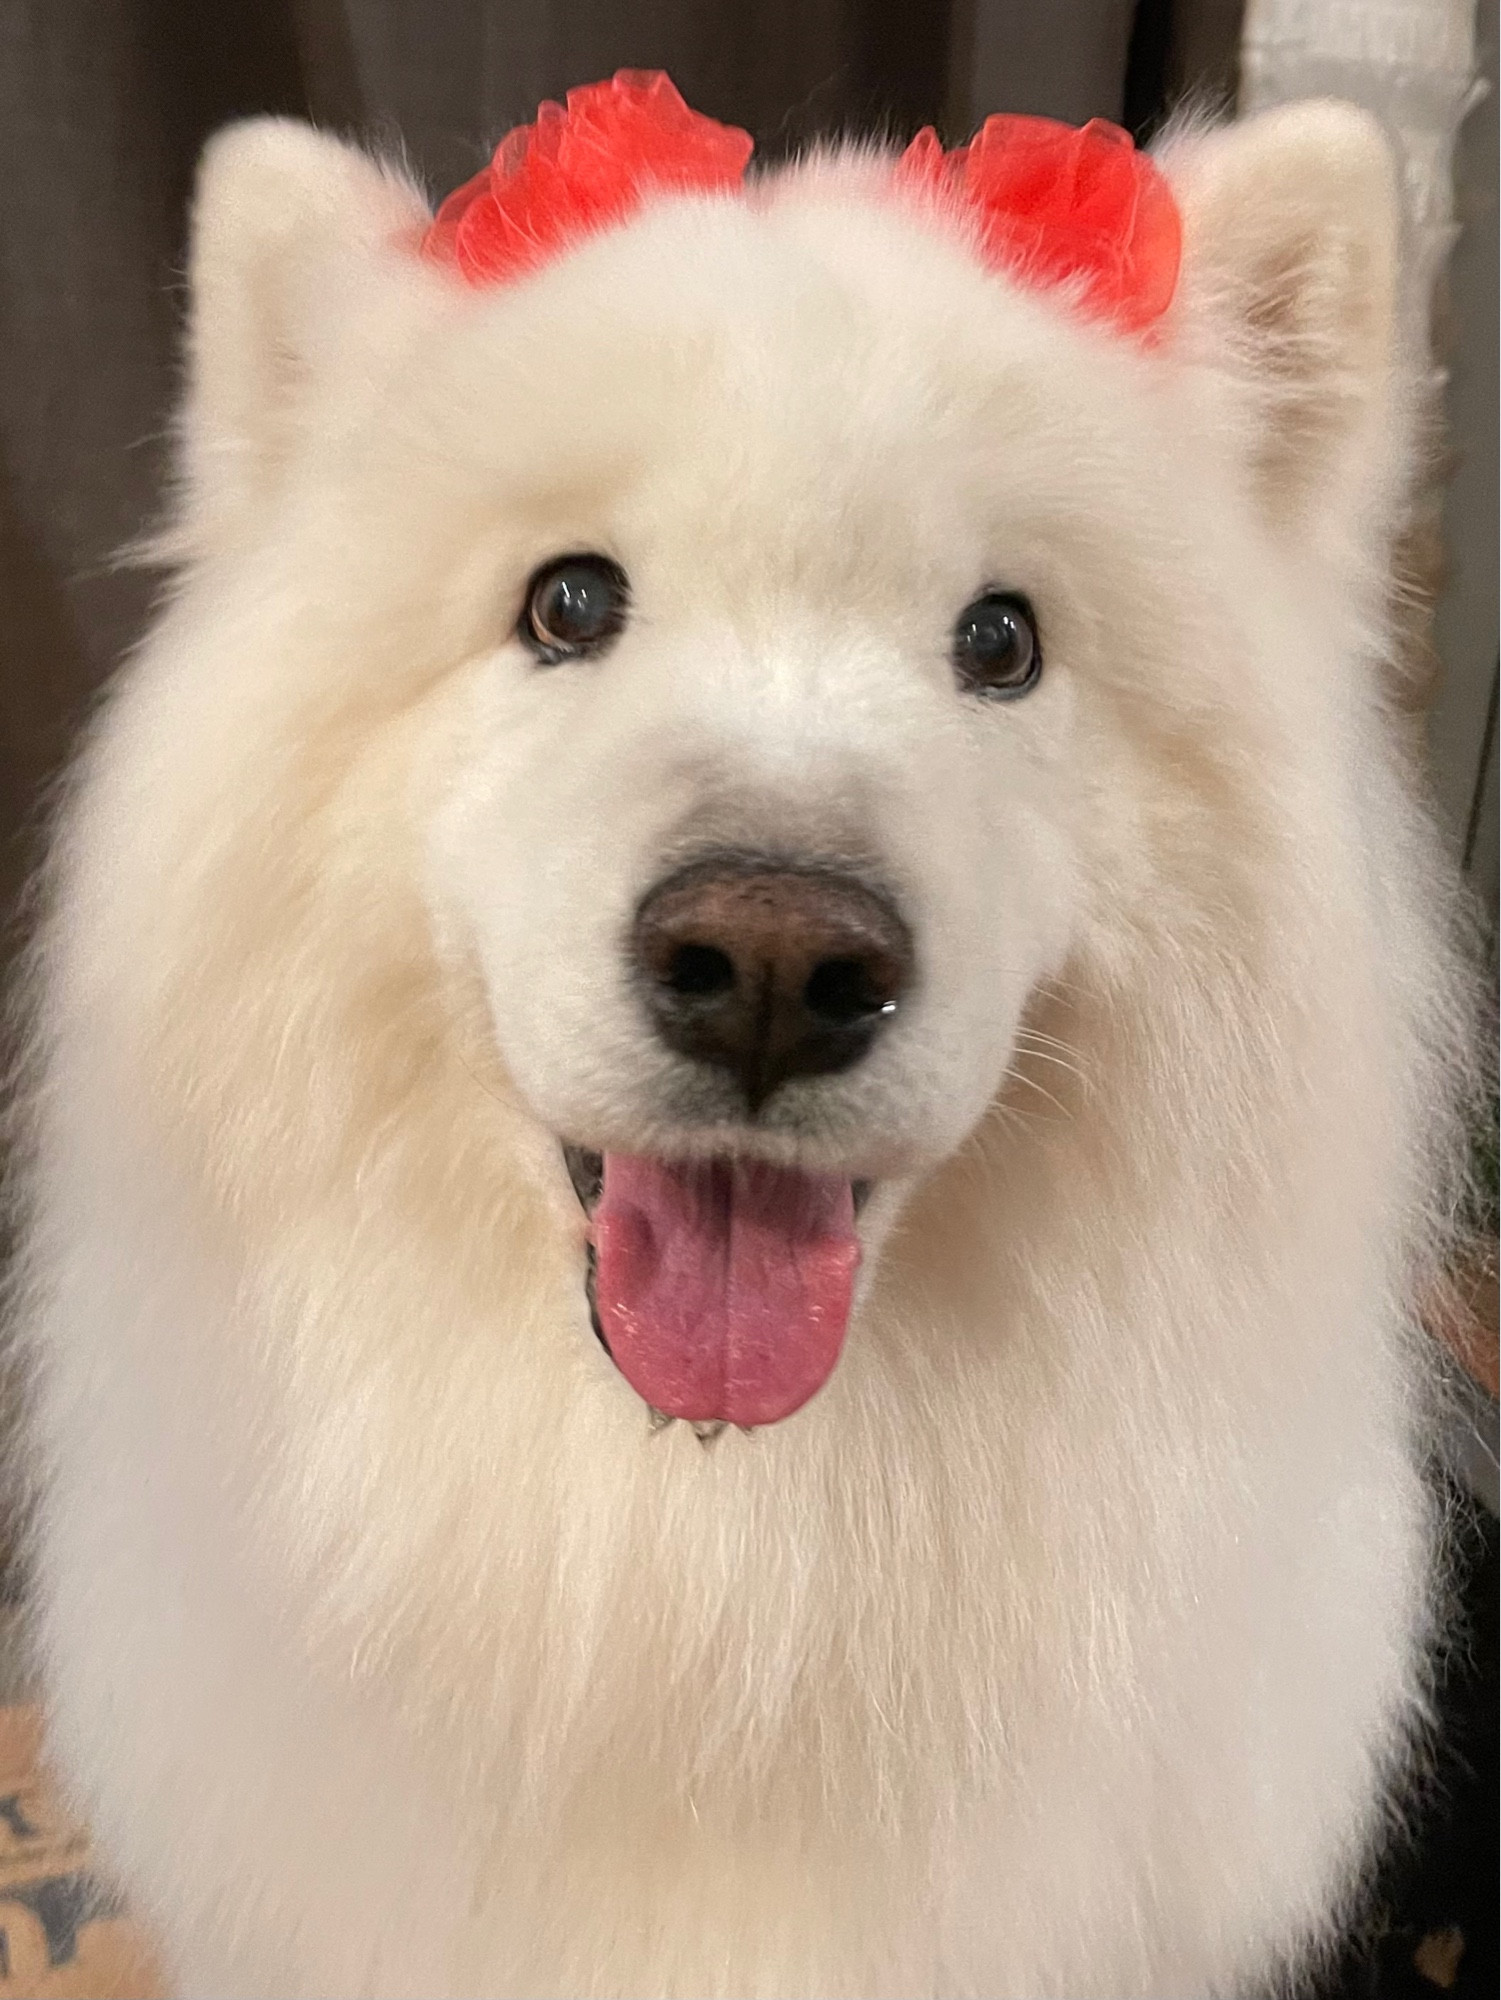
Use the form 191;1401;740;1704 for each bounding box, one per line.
632;857;913;1111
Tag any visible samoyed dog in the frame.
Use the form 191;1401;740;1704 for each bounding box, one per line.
10;87;1474;1999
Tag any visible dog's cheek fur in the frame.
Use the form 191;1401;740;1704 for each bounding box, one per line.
11;110;1481;1998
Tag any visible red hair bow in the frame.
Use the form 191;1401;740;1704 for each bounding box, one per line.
422;72;1180;339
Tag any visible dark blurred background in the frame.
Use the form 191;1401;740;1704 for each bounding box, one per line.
0;4;1492;1996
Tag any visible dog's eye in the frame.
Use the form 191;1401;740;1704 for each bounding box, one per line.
952;592;1041;699
521;555;629;662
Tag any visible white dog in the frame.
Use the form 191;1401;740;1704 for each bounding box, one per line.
11;87;1474;1998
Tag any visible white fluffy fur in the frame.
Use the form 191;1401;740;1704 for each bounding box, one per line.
8;104;1476;1997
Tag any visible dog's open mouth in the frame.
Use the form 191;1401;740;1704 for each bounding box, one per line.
565;1144;867;1429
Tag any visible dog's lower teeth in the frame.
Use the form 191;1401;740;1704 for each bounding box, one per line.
646;1409;749;1444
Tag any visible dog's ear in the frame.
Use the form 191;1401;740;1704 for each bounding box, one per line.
1165;101;1402;542
177;119;432;556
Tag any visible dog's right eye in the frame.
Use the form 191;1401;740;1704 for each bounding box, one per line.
951;591;1041;699
520;555;630;663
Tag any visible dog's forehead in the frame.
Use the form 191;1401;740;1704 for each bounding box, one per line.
417;185;1145;536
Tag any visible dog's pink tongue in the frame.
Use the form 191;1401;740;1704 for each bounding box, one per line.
592;1156;859;1426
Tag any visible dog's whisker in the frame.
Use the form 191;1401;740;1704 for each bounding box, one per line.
1002;1066;1072;1119
1015;1026;1087;1061
1012;1043;1087;1082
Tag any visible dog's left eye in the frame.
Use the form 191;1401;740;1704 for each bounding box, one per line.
952;592;1042;699
521;555;630;662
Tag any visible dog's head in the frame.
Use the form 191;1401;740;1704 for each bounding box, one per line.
161;100;1402;1432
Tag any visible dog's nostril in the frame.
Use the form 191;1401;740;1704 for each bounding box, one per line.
804;957;893;1027
668;944;736;999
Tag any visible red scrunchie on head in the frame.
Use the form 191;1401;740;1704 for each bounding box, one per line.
421;72;1180;340
896;114;1181;338
423;70;753;286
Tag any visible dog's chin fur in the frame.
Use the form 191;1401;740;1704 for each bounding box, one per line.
8;105;1479;1998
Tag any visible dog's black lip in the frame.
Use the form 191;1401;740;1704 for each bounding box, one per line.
561;1141;872;1218
564;1142;604;1214
583;1240;610;1355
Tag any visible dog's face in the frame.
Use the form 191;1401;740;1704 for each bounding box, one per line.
428;211;1104;1163
408;196;1189;1424
168;112;1397;1430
